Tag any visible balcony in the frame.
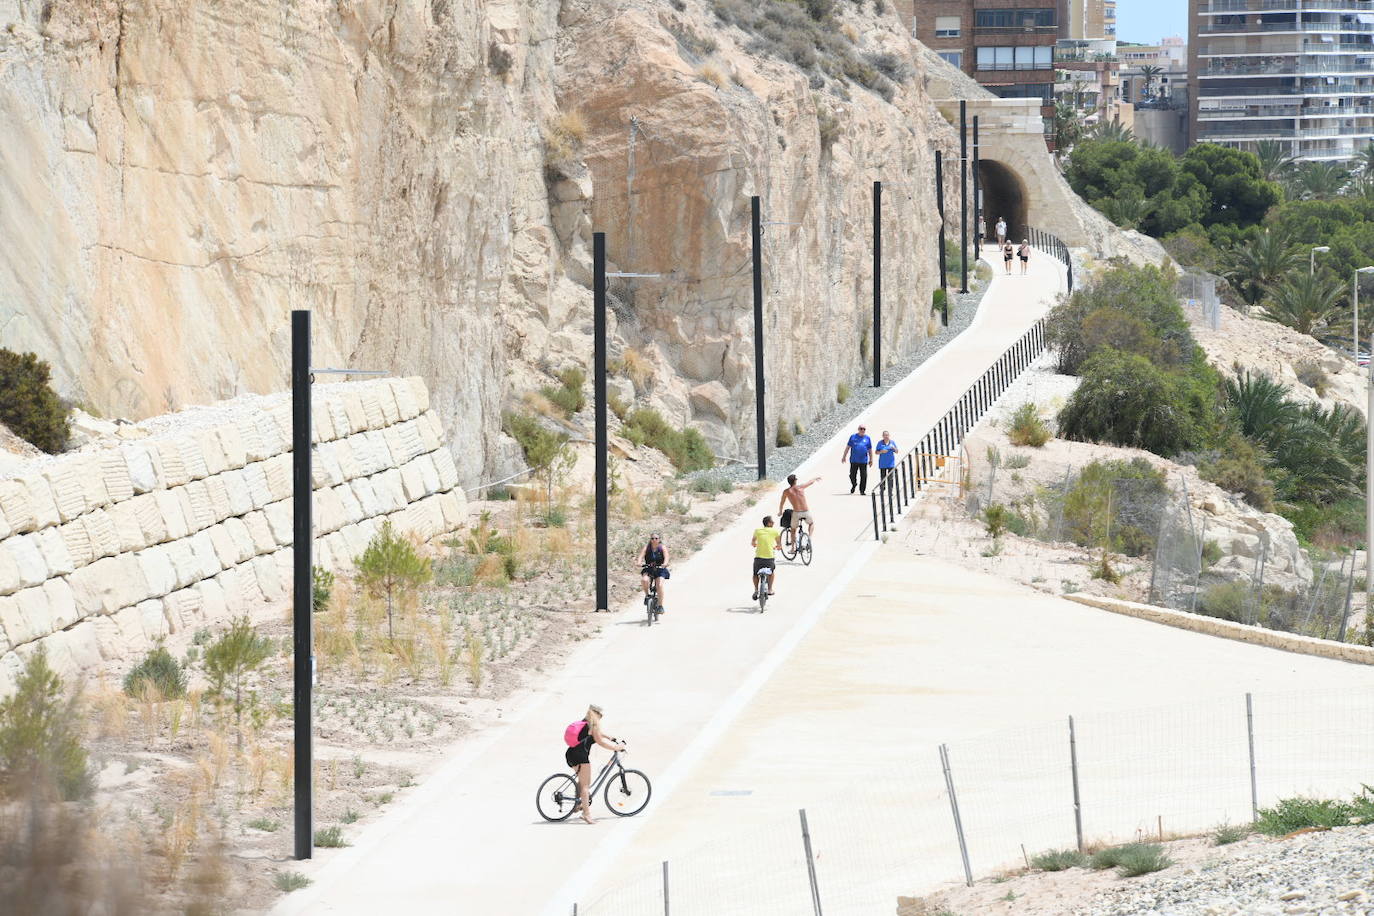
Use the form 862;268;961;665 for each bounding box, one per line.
1202;55;1374;74
1201;0;1374;11
1200;21;1374;32
974;24;1059;34
1197;82;1372;95
1198;104;1303;116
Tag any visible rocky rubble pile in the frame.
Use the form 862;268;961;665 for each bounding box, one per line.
1073;826;1374;916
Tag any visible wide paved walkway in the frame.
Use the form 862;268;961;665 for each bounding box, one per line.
276;249;1065;915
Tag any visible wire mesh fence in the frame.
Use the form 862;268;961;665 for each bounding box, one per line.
1176;269;1222;331
573;686;1374;914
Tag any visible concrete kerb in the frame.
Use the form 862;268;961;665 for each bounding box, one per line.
1065;594;1374;666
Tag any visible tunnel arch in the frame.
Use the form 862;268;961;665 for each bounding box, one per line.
978;159;1029;245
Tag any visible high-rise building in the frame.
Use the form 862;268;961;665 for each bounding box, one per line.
1065;0;1117;39
907;0;1068;147
1189;0;1374;162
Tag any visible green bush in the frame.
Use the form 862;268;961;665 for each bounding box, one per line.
312;565;335;614
1197;435;1275;511
932;287;948;323
1294;360;1329;396
121;644;187;700
356;520;434;640
313;826;349;848
0;647;91;800
1046;264;1198;376
1254;789;1374;835
622;407;714;472
540;367;587;417
1197;581;1249;623
1058;349;1211;457
274;871;312;893
0;349;70;454
1212;823;1248;845
982;503;1010;540
1061;459;1168;556
204;616;274;731
690;473;734;495
1113;843;1173;877
1007;403;1051;447
504;410;569;468
1030;849;1089;871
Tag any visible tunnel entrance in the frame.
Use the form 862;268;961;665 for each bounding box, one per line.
978;160;1029;246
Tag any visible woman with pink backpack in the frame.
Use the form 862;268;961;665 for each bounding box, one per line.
563;704;624;824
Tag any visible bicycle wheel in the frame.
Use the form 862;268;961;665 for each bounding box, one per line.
645;593;654;627
536;773;580;822
799;532;813;566
603;768;652;816
758;581;769;613
779;529;797;561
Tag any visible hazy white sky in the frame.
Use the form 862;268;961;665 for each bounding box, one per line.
1114;0;1189;45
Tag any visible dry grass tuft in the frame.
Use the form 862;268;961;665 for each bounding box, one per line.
614;347;654;392
698;63;728;89
544;109;588;180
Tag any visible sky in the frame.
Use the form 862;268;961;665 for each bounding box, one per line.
1114;0;1188;45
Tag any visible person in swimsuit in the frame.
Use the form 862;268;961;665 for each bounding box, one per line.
636;533;670;614
565;704;624;824
1018;239;1030;275
751;516;779;601
1002;240;1014;275
778;474;820;543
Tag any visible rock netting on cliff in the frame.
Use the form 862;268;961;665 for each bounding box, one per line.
0;377;466;695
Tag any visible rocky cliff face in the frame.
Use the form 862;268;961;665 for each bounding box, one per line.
0;0;1092;481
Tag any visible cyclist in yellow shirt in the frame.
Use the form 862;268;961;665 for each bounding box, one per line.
751;515;779;601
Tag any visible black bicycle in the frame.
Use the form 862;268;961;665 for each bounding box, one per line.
536;746;652;821
779;524;813;566
644;572;663;626
756;565;773;612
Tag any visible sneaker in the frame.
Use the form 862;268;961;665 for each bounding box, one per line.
751;591;758;601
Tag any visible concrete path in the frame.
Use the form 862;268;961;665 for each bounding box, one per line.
579;548;1374;914
276;249;1067;916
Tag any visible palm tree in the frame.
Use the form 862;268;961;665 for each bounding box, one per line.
1054;100;1084;155
1220;228;1301;306
1253;139;1296;184
1288;160;1350;200
1260;272;1345;335
1224;372;1301;449
1357;141;1374;177
1137;65;1163;100
1088;119;1136;144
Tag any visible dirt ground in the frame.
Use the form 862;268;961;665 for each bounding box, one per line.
59;473;768;912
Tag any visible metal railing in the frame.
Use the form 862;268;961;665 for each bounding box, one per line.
868;318;1049;540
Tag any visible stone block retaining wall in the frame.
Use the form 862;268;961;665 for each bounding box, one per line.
0;377;466;695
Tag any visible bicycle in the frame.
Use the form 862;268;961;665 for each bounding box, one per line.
536;744;652;821
643;572;663;626
779;524;813;566
756;566;772;612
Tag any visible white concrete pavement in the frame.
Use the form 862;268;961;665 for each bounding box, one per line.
581;548;1374;914
274;249;1065;916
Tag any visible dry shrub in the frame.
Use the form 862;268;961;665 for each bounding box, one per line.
615;347;654;392
0;794;149;913
94;686;130;739
465;627;485;691
698;63;727;89
927;314;941;336
841;23;859;42
544;109;587;180
546;526;574;557
474;553;509;586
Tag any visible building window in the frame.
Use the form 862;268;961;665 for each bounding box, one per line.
993;82;1055;102
934;15;961;37
974;8;1056;29
977;45;1052;70
938;50;963;68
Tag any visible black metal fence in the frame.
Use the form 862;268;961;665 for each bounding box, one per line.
869;318;1048;539
1027;226;1073;292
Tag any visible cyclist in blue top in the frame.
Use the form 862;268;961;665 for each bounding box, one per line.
875;430;898;485
841;424;873;495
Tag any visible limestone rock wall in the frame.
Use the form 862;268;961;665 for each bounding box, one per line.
0;377;466;695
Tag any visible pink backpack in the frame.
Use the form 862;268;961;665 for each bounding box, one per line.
563;720;586;747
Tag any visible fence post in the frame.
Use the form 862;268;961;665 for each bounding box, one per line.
1069;715;1084;852
871;491;880;541
799;809;824;916
1246;693;1258;823
663;860;670;916
940;744;975;887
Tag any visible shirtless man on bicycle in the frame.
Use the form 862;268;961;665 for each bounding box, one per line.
778;474;820;543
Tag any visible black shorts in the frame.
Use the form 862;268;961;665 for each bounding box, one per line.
1020;256;1028;262
752;558;776;574
566;744;590;767
641;565;670;579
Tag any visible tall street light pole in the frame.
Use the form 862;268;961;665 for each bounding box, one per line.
751;196;766;480
1311;245;1330;275
290;310;313;862
593;232;608;613
1367;328;1374;642
959;100;969;294
1355;266;1374;366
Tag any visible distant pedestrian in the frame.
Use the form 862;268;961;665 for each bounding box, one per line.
995;217;1008;245
978;218;987;249
1018;239;1030;275
1002;241;1014;275
841;424;873;495
875;431;898;485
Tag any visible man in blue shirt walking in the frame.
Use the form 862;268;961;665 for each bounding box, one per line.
841;424;873;495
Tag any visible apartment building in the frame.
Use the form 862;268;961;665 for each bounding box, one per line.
1065;0;1118;39
908;0;1069;146
1189;0;1374;162
1119;37;1188;105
